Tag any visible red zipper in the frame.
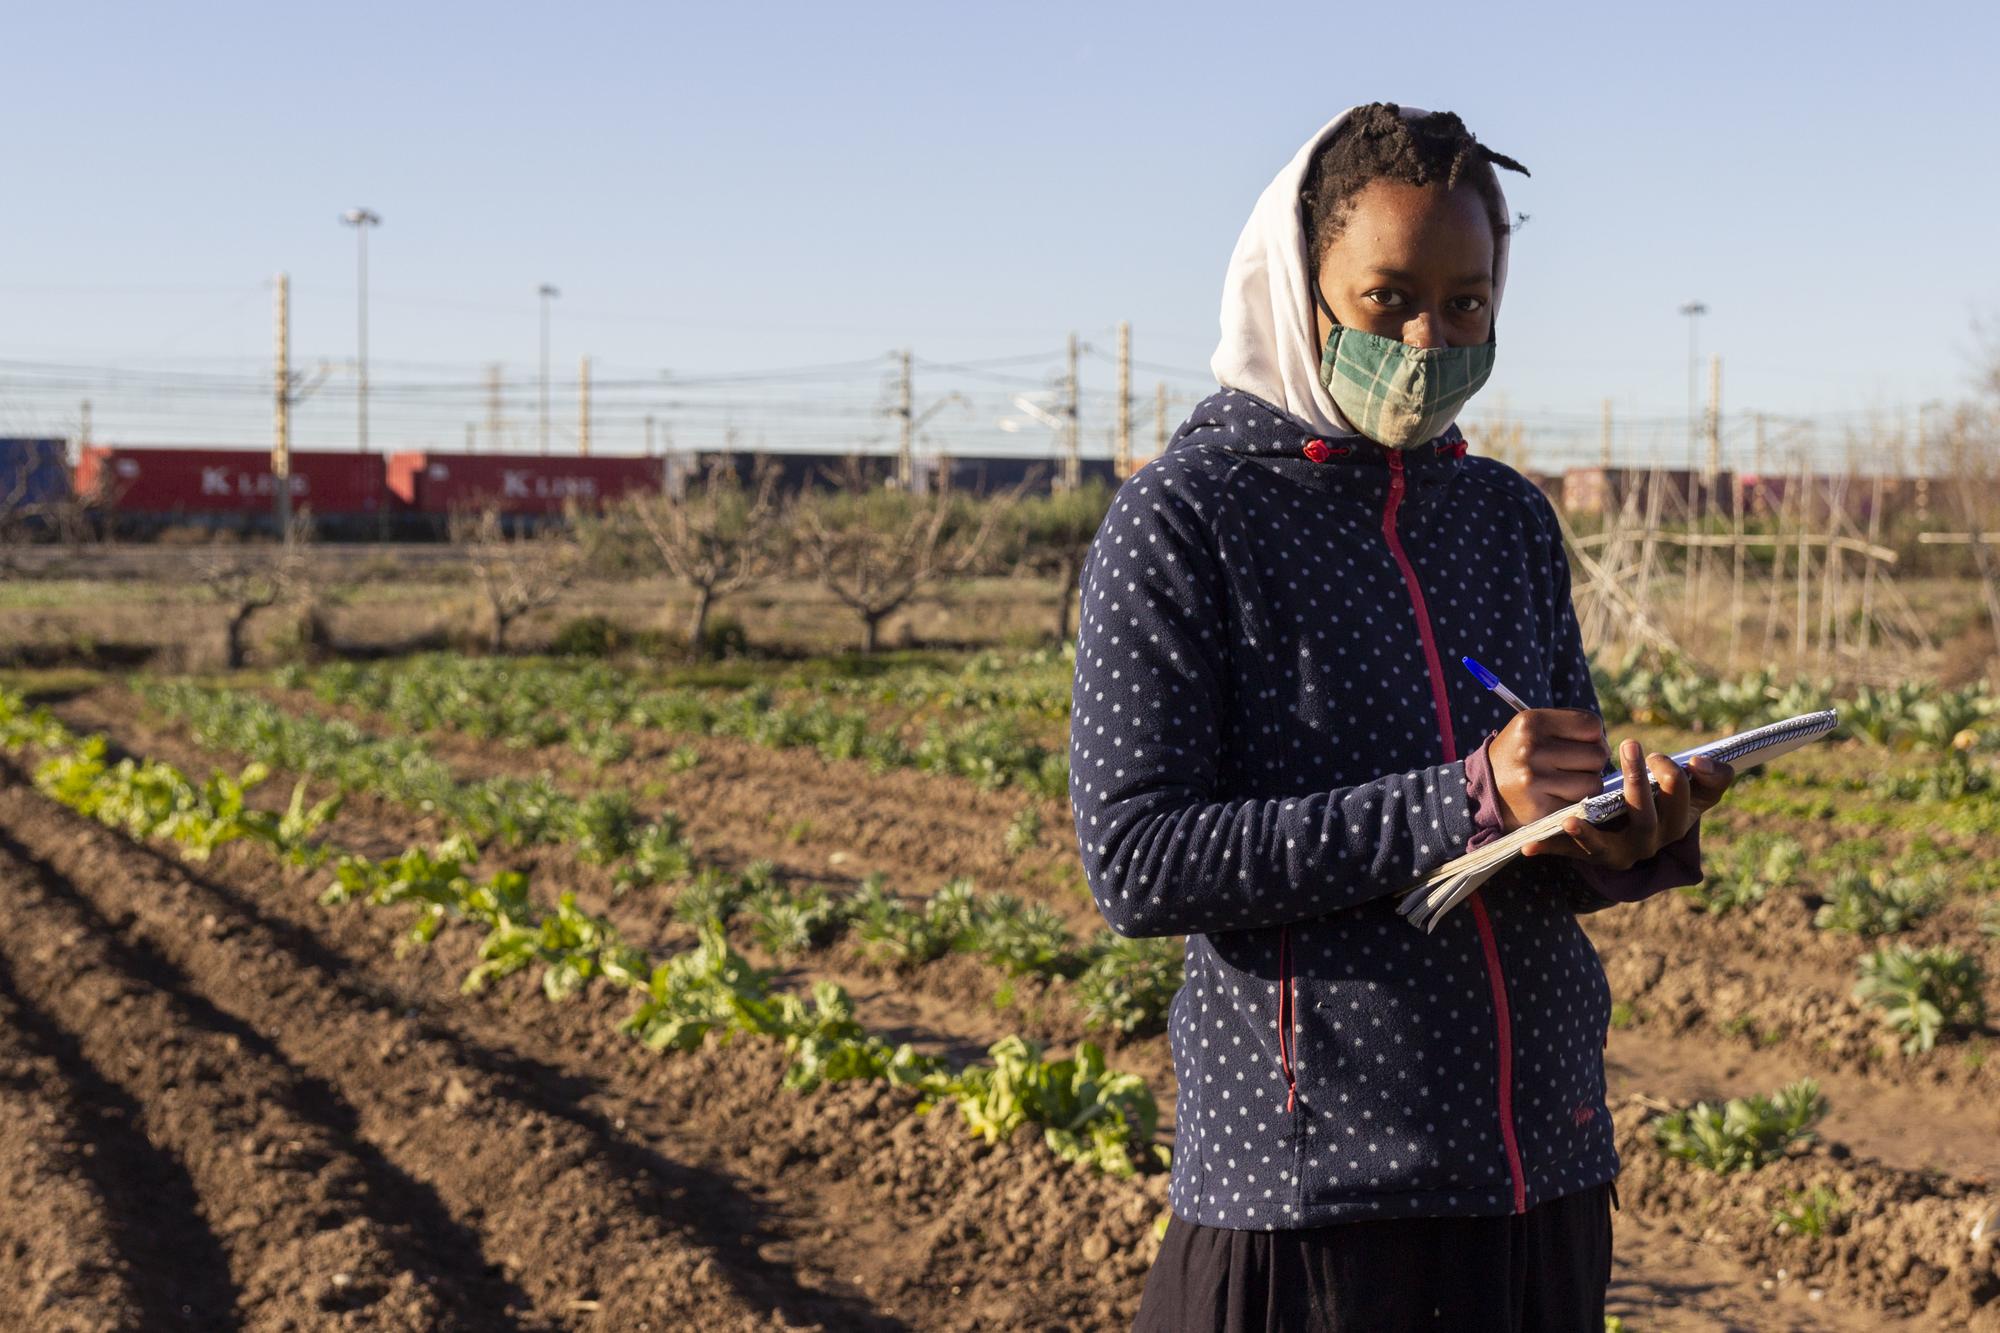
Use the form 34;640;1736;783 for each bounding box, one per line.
1380;451;1527;1214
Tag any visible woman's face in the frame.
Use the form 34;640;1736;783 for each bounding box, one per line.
1312;178;1496;351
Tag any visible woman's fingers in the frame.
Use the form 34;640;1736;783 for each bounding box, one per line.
1686;753;1735;815
1618;740;1658;838
1648;751;1691;843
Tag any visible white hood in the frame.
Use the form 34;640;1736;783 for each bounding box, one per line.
1209;105;1512;437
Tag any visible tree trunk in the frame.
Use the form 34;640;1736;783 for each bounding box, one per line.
225;605;254;670
1054;552;1082;643
861;609;885;654
687;583;715;655
490;608;510;655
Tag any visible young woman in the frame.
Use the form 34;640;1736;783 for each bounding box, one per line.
1068;103;1738;1331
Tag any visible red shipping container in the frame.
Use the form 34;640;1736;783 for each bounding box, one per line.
386;452;664;515
75;446;389;514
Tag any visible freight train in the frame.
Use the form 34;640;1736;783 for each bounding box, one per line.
0;439;1126;541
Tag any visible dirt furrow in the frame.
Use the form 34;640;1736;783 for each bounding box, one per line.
0;820;468;1330
0;951;158;1332
0;771;886;1332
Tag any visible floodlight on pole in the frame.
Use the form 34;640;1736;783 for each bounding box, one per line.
538;283;560;455
340;208;381;456
1679;301;1707;469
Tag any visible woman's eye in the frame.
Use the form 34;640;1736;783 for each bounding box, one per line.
1365;290;1405;309
1451;296;1488;314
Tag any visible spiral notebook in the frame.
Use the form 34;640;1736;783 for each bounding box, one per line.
1397;709;1840;933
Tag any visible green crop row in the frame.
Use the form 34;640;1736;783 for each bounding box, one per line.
284;654;1070;797
136;679;692;891
701;871;1183;1039
144;674;1175;1037
0;687;1168;1181
1594;648;1999;751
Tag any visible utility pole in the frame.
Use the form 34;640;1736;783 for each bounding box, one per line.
887;350;965;493
1061;332;1080;493
340;209;381;456
1705;355;1722;484
484;362;505;453
1155;382;1167;458
897;348;914;490
273;273;293;541
79;400;91;462
1600;398;1612;470
578;355;591;457
645;414;656;458
538;283;560;455
1115;321;1132;479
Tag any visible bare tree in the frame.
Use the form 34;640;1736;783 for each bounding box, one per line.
1941;402;2000;663
0;468;35;578
196;509;316;669
447;503;585;653
792;455;1019;653
619;453;785;654
1006;473;1114;643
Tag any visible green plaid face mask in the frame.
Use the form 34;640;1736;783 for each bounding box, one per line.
1313;285;1496;449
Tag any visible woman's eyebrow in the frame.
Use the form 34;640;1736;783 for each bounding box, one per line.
1367;266;1493;287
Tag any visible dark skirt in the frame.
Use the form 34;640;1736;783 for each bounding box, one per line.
1133;1182;1616;1333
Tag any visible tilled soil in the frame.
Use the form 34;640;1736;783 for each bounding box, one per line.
2;679;1995;1329
0;720;1166;1330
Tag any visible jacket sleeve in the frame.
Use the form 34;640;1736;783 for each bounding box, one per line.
1068;475;1479;939
1536;491;1704;912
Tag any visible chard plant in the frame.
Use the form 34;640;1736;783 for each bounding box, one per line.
1854;945;1988;1054
1075;934;1184;1037
1651;1079;1826;1173
1812;868;1944;937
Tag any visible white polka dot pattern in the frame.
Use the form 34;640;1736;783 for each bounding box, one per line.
1068;387;1619;1230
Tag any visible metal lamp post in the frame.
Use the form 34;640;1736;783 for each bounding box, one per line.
340;209;381;454
539;283;560;455
1678;300;1707;471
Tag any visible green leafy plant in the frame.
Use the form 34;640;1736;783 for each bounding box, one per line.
933;1035;1167;1178
621;923;777;1052
1679;831;1802;915
614;814;697;893
1003;805;1044;858
1854;945;1988;1053
854;876;981;966
1812;867;1944;937
964;895;1080;977
744;883;854;958
464;890;648;1000
1772;1183;1844;1237
1650;1079;1826;1173
768;981;946;1092
1075;934;1183;1036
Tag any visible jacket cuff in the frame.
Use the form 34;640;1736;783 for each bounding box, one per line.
1465;730;1706;904
1464;730;1509;851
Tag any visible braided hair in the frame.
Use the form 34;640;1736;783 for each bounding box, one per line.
1301;103;1531;271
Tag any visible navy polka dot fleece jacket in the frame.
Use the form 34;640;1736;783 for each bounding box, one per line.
1067;387;1704;1230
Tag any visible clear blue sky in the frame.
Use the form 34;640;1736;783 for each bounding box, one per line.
3;0;1996;469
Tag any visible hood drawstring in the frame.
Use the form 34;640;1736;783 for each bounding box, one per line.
1277;924;1297;1112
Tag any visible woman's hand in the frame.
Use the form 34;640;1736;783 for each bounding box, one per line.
1525;738;1734;870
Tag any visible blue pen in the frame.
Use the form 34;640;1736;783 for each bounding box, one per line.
1461;656;1530;713
1463;655;1650;790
